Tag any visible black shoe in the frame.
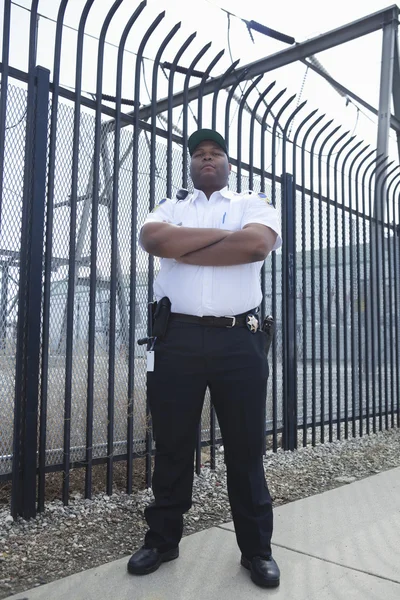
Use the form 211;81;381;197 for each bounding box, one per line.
241;555;280;588
127;546;179;575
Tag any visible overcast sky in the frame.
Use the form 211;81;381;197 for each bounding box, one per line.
1;0;398;158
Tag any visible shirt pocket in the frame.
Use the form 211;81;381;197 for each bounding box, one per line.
219;211;242;231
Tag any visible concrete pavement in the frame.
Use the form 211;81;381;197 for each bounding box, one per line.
5;467;400;600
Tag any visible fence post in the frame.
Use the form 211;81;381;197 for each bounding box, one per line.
282;173;297;450
11;66;50;519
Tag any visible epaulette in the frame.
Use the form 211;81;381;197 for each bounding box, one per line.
151;198;168;213
257;191;273;205
176;188;190;202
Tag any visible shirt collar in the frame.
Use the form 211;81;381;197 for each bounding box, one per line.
191;186;233;203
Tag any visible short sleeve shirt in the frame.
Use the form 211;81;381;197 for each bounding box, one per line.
142;187;282;316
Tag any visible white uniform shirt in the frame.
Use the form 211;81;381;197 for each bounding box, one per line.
143;187;282;316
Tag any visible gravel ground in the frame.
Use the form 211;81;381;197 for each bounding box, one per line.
1;427;400;599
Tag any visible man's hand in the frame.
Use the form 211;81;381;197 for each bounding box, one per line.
176;224;277;266
140;222;232;259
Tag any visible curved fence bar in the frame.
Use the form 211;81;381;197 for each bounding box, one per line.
211;59;240;131
260;88;287;195
360;153;382;434
38;0;70;513
146;20;182;487
385;172;400;428
347;144;371;439
316;124;341;443
353;148;376;436
366;155;389;433
197;50;225;130
390;178;400;429
332;133;354;440
59;0;97;508
271;94;296;205
111;1;147;496
380;166;400;431
324;129;351;441
298;113;325;446
372;160;396;433
236;75;263;190
340;140;363;439
182;42;212;186
166;33;197;196
280;100;307;449
249;82;276;189
308;119;335;445
224;68;249;153
88;0;128;503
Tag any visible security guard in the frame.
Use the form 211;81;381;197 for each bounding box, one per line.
128;129;282;588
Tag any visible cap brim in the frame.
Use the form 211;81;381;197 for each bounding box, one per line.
188;129;228;156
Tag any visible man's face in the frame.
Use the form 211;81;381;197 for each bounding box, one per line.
189;140;231;192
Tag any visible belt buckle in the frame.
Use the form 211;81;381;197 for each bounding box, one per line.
224;316;236;328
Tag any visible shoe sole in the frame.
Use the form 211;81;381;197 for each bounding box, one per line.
240;556;280;588
127;548;179;575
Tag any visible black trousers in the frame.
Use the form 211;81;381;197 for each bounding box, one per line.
144;320;273;559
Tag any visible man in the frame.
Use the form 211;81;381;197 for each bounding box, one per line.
128;129;282;588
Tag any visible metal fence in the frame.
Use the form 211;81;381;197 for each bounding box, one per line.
1;1;399;518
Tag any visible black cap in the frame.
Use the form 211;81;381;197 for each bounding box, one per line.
188;129;228;156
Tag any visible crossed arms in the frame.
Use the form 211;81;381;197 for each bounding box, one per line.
140;222;278;266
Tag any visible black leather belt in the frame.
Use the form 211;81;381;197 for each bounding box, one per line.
169;309;258;328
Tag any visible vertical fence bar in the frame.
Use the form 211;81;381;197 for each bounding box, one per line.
392;180;400;426
340;140;360;438
63;0;96;506
11;0;40;518
148;23;180;487
367;157;387;434
292;109;318;446
260;92;286;432
373;164;388;432
325;132;347;440
111;2;146;496
22;66;50;518
271;93;295;450
86;0;125;500
260;91;285;453
381;169;400;429
38;0;69;512
299;115;324;445
354;149;375;436
333;135;352;439
282;174;296;450
130;11;165;488
361;155;380;435
386;175;400;428
309;120;333;445
0;0;12;234
281;101;307;450
347;145;370;439
317;126;341;442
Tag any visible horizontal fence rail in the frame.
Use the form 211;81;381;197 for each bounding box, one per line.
0;0;399;518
